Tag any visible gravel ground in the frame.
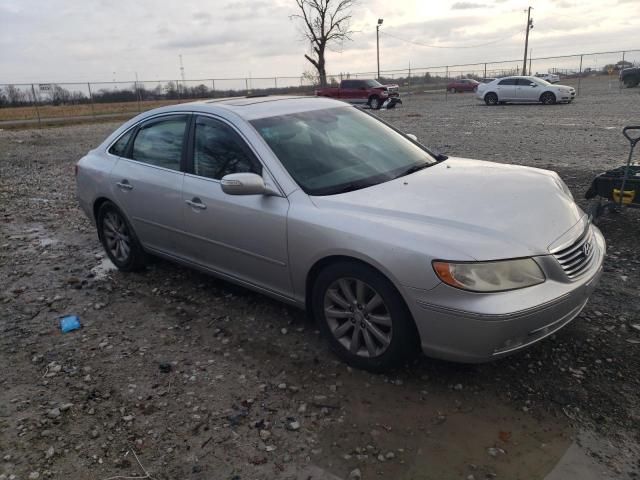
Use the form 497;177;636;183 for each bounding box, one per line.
1;79;639;480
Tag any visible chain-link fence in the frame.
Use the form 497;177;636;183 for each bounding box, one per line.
1;49;637;126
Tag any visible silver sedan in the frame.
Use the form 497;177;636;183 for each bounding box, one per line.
76;96;605;370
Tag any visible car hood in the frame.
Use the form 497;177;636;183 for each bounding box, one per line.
310;157;584;260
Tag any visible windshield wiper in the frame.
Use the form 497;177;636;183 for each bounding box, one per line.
327;182;374;195
394;163;430;179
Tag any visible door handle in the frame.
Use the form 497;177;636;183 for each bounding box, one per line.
116;181;133;190
186;198;207;210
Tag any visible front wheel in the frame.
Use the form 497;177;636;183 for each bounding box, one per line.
540;92;556;105
368;96;382;109
312;261;419;371
484;92;498;105
97;201;146;272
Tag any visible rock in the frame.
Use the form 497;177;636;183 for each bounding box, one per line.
46;407;61;419
281;328;288;335
278;383;287;390
91;429;100;439
28;473;40;480
259;429;271;441
122;415;134;422
45;446;55;459
454;383;463;391
385;451;395;459
348;468;362;479
287;420;300;431
159;362;172;373
377;454;385;462
59;403;73;412
265;445;277;452
298;403;307;414
487;447;505;457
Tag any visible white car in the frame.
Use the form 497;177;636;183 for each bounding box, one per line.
535;73;560;83
476;76;576;106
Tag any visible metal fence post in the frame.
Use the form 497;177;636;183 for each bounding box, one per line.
274;77;278;90
87;82;96;118
577;55;583;96
211;79;215;98
620;51;625;93
30;84;41;128
245;78;249;94
445;66;448;101
484;63;487;79
135;81;141;112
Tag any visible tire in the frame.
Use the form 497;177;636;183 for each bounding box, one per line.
96;201;146;272
368;96;382;110
484;92;498;106
540;91;556;105
312;261;419;371
624;77;639;88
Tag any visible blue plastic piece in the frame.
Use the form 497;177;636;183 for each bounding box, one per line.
60;315;81;333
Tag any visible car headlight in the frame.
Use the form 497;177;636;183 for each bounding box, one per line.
432;258;545;292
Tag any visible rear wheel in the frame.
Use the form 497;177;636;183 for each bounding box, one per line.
97;201;146;272
484;92;498;105
540;91;556;105
624;77;639;88
368;96;382;109
312;261;418;371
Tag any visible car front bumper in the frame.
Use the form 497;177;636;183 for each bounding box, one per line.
403;226;605;363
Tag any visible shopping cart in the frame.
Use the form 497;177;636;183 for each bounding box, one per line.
585;126;640;219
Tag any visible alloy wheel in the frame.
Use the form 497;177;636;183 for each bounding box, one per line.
102;210;131;263
323;278;393;358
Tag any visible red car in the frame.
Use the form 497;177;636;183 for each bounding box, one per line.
447;78;479;93
315;79;401;109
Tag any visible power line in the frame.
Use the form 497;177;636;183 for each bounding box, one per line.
379;30;518;49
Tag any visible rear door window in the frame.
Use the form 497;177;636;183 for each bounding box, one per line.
498;79;517;86
130;115;188;171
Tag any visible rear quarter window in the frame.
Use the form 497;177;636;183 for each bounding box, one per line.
108;129;134;157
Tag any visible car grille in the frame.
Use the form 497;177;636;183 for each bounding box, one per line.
552;227;595;279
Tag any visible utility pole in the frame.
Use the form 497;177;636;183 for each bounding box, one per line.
522;7;533;76
179;54;185;94
376;18;383;81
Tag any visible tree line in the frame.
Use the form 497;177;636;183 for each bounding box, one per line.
0;81;309;108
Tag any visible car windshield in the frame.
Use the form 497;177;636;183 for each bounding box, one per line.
251;107;437;196
365;79;383;87
534;78;551;86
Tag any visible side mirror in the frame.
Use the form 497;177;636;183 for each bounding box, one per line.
531;84;538;87
221;173;267;195
406;133;418;142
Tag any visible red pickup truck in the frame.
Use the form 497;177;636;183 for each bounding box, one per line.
315;79;401;109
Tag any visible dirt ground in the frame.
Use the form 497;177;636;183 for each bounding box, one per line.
1;81;639;480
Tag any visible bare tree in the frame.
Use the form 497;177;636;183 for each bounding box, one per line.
292;0;355;86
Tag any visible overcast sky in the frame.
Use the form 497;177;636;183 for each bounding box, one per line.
1;0;639;85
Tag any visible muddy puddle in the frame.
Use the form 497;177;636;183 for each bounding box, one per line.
314;372;571;480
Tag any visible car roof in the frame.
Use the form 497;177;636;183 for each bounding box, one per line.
141;95;349;121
